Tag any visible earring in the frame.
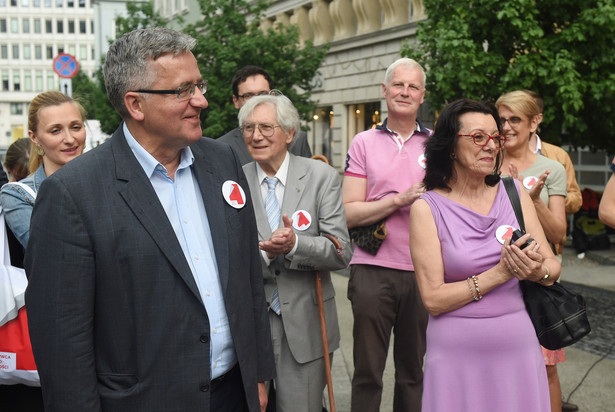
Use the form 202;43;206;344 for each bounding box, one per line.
35;144;45;156
450;152;456;160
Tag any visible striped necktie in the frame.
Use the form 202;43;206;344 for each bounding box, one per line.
264;176;282;315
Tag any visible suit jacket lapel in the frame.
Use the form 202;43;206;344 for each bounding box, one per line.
245;162;271;241
282;154;307;218
191;143;231;293
112;128;203;305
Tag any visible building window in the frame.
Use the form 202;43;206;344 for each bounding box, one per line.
1;45;7;59
56;0;62;6
34;19;41;33
67;0;73;6
24;71;32;91
13;73;21;91
58;47;64;54
46;45;53;59
33;0;40;6
35;45;42;59
10;0;16;6
12;45;19;59
79;44;87;60
11;103;24;116
45;0;50;6
21;0;28;5
11;18;19;33
79;20;86;34
2;71;9;91
57;20;63;33
79;0;85;7
90;20;93;34
23;45;31;59
0;19;6;33
23;19;30;33
35;70;43;91
0;0;6;6
47;72;55;90
68;45;75;56
68;20;74;33
46;19;52;33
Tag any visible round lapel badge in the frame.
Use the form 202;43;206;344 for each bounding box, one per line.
496;225;515;245
418;153;427;169
291;210;312;231
222;180;246;209
523;176;538;190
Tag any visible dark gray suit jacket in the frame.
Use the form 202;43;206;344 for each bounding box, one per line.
25;126;275;412
218;127;312;166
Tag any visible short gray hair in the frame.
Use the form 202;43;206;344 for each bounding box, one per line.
238;95;300;144
384;57;426;88
103;27;197;119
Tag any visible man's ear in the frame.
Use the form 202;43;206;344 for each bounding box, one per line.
232;95;241;110
124;92;146;122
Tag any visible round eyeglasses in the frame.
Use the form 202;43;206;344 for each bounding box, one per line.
457;132;507;148
134;80;208;100
241;122;282;138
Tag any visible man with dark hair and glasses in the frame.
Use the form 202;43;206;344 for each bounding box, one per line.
218;65;312;165
25;27;275;412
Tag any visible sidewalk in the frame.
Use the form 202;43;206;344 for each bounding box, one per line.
327;245;615;412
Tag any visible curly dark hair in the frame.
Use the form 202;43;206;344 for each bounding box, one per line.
424;98;503;191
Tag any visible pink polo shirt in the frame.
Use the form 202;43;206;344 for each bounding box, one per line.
344;119;431;271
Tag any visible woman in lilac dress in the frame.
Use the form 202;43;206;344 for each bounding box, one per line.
409;99;559;412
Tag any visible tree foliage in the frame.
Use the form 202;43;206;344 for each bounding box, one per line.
80;0;327;138
402;0;615;152
185;0;329;137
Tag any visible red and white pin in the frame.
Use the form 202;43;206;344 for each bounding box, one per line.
418;154;427;169
496;225;515;245
222;180;246;209
523;176;538;190
291;210;312;231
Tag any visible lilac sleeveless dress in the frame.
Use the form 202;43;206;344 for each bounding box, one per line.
420;180;550;412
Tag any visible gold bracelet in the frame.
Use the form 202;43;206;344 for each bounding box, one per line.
472;275;482;300
539;265;551;282
467;277;478;301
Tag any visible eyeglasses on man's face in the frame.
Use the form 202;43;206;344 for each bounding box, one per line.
241;122;282;138
499;116;522;127
458;132;507;148
237;89;284;100
135;80;207;100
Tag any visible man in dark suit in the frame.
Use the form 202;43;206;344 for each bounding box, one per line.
24;27;275;412
217;65;312;165
238;94;352;411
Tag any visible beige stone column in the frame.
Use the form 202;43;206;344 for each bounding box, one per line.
411;0;426;21
290;6;314;43
330;0;357;40
353;0;382;35
309;0;335;45
380;0;409;27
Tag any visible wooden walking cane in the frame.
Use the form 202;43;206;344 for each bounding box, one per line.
317;234;341;412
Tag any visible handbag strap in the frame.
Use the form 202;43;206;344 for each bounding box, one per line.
502;177;525;232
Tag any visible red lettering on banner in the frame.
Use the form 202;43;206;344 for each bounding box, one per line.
229;184;244;205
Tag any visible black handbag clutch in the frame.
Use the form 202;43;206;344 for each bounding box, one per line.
502;177;591;350
349;219;387;255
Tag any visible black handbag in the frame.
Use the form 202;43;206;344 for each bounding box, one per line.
349;219;387;255
348;191;398;255
502;177;591;350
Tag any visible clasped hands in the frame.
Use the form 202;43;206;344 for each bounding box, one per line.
259;214;296;259
507;163;550;203
502;232;545;282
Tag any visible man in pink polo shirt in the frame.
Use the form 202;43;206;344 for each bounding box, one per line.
342;58;431;412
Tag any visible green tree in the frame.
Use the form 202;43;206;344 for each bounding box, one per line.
184;0;329;137
402;0;615;152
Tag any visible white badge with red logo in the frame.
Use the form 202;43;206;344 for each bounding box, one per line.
418;154;427;169
291;210;312;231
496;225;515;245
523;176;538;190
222;180;246;209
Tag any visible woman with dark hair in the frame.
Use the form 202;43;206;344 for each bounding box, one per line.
410;98;558;411
3;138;31;183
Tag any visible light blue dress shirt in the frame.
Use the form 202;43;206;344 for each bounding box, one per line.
123;124;236;379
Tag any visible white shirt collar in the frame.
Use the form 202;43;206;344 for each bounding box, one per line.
256;151;290;187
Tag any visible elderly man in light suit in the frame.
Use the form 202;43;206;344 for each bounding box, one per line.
25;28;275;412
239;94;352;412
